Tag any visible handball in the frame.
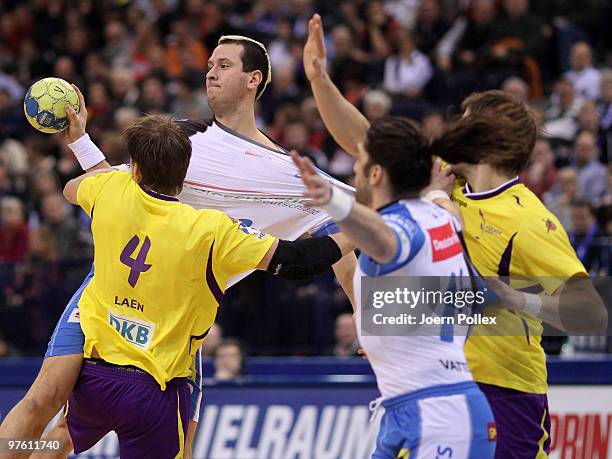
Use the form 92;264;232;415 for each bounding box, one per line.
23;77;79;133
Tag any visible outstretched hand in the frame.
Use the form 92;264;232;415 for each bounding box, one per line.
64;84;88;144
291;151;332;207
304;14;327;81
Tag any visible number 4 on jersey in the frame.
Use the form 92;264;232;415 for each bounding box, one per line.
120;235;152;287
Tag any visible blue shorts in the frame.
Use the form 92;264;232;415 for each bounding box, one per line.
374;381;496;459
45;264;203;421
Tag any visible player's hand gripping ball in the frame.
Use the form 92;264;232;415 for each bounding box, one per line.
23;77;80;133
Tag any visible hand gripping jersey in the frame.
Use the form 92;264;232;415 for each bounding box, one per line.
452;177;587;394
354;199;475;400
178;118;353;285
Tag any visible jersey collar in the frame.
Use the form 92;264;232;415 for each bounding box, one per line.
213;118;288;155
139;184;179;202
464;177;519;200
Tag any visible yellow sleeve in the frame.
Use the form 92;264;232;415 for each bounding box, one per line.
514;213;587;294
76;171;121;216
213;213;276;279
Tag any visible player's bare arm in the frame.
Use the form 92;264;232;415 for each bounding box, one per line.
63;85;111;172
292;151;397;264
304;14;370;157
488;275;607;334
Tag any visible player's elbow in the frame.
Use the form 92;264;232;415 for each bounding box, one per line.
563;294;608;334
63;181;78;205
585;300;608;333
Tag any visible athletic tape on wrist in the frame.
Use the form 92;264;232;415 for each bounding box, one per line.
322;186;354;221
522;292;543;317
68;133;106;170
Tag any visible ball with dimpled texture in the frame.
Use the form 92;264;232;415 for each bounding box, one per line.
23;78;80;133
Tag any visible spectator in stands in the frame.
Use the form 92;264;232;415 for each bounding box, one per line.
299;97;326;151
564;41;602;101
283;120;328;169
569;200;604;274
0;88;28;141
521;138;557;197
103;20;132;70
259;64;301;125
502;76;530;103
415;0;449;57
0;196;28;262
383;29;433;99
329;24;368;97
544;78;581;142
544;167;580;231
136;76;169;114
202;324;223;358
109;68;139;108
213;339;246;381
574;130;608;205
362;89;392;122
40;193;91;261
599;69;612;131
577;100;608;163
164;19;208;80
452;0;497;72
490;0;547;97
328;313;359;357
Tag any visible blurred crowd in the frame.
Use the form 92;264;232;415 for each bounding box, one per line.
0;0;611;357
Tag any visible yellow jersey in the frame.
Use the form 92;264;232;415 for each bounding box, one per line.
76;171;275;389
452;178;587;394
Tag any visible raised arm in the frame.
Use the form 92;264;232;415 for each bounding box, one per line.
291;152;397;264
64;84;111;172
304;14;371;157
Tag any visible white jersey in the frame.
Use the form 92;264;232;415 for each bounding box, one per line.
176;118;353;285
355;199;474;400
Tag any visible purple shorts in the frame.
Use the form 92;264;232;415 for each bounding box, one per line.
66;360;190;458
478;383;550;459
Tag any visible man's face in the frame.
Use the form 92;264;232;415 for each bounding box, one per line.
354;142;374;206
206;44;251;111
575;133;597;165
214;344;242;377
572;206;593;235
571;43;591;71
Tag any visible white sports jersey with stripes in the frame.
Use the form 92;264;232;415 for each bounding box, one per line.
355;199;473;400
179;118;353;284
355;199;495;459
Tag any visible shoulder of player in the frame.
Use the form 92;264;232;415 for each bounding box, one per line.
380;202;425;241
175;117;214;137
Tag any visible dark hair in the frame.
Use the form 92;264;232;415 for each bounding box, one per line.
572;199;595;215
218;36;271;99
365;117;431;196
124;115;192;195
442;90;537;174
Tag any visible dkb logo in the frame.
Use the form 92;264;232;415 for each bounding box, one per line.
109;312;154;349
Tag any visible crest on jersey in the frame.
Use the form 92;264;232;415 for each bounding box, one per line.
544;218;557;233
